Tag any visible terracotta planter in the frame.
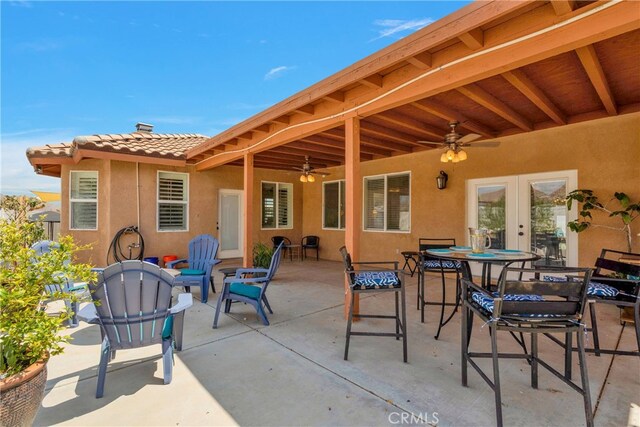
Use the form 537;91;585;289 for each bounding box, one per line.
0;359;48;427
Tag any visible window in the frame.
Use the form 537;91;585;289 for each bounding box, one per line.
261;182;292;229
70;171;98;230
157;171;188;231
364;172;410;232
323;180;345;229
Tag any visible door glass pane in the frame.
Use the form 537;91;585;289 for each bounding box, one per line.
477;185;506;249
530;180;567;267
221;194;239;250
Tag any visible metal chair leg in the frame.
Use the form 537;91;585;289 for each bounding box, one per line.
435;268;447;340
564;332;572;380
588;301;601;356
395;291;400;340
490;324;503;427
344;292;355;360
401;285;408;363
531;332;538;389
577;328;594;427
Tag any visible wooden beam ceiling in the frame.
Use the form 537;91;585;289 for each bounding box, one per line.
501;69;567;125
405;52;433;70
575;45;618;116
409;100;495;138
551;0;575;15
458;28;484;50
456;84;533;131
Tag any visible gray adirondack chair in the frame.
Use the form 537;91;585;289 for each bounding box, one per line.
32;240;88;327
78;261;193;398
213;242;284;327
166;234;221;303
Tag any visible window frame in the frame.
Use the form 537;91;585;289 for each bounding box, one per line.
156;170;189;233
322;179;345;230
69;170;99;231
362;171;411;233
260;181;293;230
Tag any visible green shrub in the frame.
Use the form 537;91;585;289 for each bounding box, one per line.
252;243;274;269
0;218;94;377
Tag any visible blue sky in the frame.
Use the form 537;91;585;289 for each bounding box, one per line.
1;0;469;194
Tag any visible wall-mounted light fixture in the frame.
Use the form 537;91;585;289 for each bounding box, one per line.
436;170;448;190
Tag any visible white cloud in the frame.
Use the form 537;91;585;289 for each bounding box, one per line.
264;65;296;81
0;129;75;194
14;39;61;52
9;0;32;8
371;18;434;41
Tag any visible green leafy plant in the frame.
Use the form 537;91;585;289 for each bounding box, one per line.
252;243;274;269
566;189;640;252
0;218;94;377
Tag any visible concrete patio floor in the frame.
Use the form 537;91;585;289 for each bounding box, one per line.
36;259;639;426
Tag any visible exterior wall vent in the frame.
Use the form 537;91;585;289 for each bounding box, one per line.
135;122;153;133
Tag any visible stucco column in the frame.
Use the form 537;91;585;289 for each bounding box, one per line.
344;116;362;319
243;152;254;268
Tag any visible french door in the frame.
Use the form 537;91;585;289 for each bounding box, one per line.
218;189;244;259
466;170;578;274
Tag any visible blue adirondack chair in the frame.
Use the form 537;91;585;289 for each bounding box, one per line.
166;234;221;303
212;242;284;327
78;261;193;398
32;240;88;327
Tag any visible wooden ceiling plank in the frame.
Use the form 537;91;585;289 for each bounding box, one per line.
575;45;618;116
456;83;533;131
410;100;495;138
270;116;290;125
359;134;413;153
254;124;271;133
257;152;339;167
323;92;345;103
294;104;315;116
406;52;433;69
360;121;424;146
360;74;384;89
502;69;567;125
551;0;575;16
236;132;254;141
375;111;443;140
458;27;484;50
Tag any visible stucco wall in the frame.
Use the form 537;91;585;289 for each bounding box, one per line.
61;113;638;268
62;160;302;266
302;113;640;266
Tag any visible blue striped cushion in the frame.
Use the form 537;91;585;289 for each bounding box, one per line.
542;276;619;298
423;260;461;270
353;271;400;289
471;292;551;317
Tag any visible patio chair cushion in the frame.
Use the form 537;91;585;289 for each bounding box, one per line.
542;276;619;298
471;292;547;316
423;260;461;270
353;271;400;289
180;268;206;276
229;283;261;300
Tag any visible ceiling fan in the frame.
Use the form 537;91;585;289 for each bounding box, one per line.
292;156;330;183
417;121;500;163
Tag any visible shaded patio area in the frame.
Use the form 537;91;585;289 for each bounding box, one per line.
37;260;638;426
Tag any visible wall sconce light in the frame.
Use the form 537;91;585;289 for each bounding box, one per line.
436;170;448;190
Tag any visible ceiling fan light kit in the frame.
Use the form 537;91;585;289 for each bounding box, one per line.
418;121;498;164
295;155;327;183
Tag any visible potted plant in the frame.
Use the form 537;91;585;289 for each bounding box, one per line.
0;217;94;426
565;189;639;253
252;243;274;276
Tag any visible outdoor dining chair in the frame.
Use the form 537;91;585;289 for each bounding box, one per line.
271;236;291;260
301;235;320;261
32;240;88;327
166;234;221;303
78;261;193;398
213;242;284;327
339;246;407;362
461;266;594;427
417;238;462;339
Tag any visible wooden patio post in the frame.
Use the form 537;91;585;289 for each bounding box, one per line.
344;116;362;319
243;152;254;268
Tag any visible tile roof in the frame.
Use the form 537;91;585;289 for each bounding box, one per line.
26;132;209;161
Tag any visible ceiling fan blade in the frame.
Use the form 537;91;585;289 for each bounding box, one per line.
416;140;444;145
467;140;501;148
458;133;482;144
291;167;304;171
